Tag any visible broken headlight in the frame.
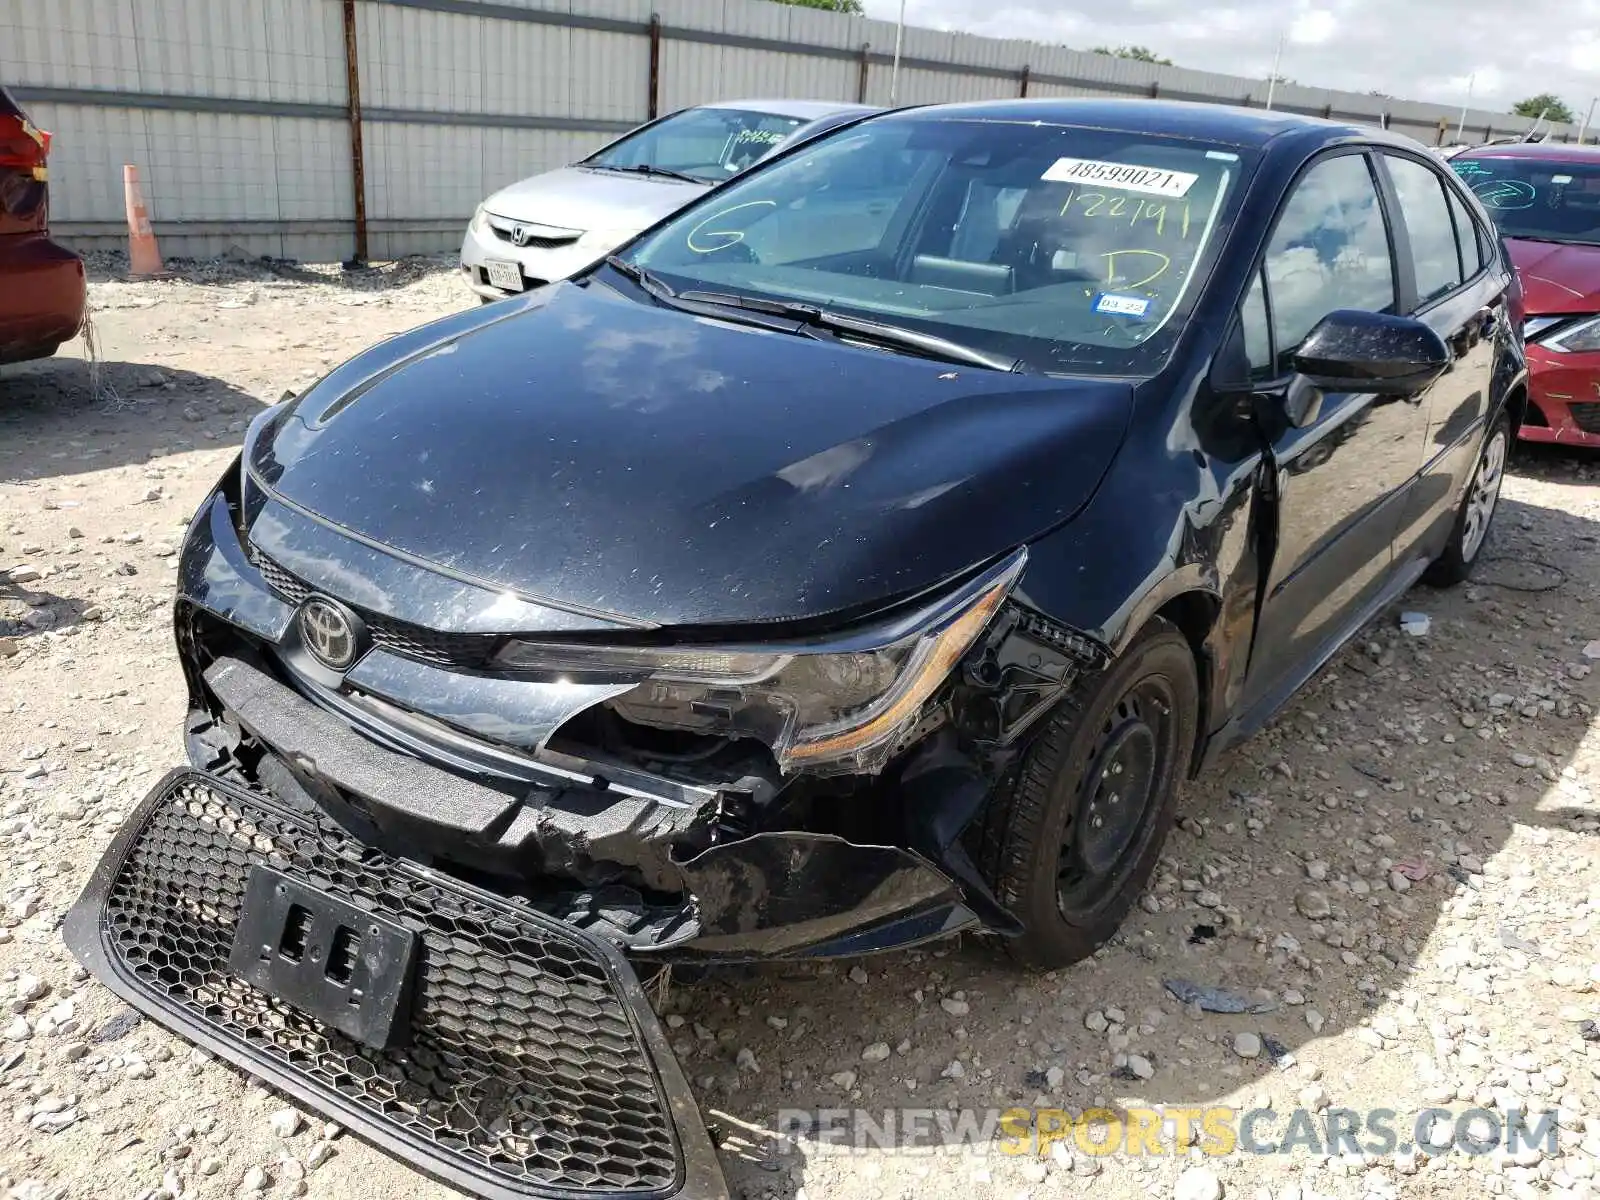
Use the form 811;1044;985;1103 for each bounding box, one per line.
493;550;1026;775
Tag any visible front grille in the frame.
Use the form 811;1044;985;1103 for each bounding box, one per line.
73;771;691;1198
1571;402;1600;434
254;554;309;606
251;551;499;670
489;225;581;250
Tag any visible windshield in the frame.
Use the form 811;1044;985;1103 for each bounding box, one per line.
584;107;808;183
1450;154;1600;245
620;115;1250;375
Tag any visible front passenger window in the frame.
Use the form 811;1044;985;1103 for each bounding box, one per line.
1386;154;1466;303
1263;154;1396;374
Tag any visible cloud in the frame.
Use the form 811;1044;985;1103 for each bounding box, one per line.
860;0;1600;117
1288;9;1336;46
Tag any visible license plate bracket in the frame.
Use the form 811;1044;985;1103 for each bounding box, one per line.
228;866;417;1049
483;259;524;291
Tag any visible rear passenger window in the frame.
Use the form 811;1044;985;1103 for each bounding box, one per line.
1263;153;1396;374
1386;154;1466;304
1446;189;1487;274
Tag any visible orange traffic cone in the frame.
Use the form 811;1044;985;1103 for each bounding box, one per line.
123;164;165;278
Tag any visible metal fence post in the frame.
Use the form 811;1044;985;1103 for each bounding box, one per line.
857;43;870;103
340;0;368;266
647;14;662;120
1018;65;1029;98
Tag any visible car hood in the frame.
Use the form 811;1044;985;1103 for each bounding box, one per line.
249;282;1135;629
1505;237;1600;316
481;165;708;234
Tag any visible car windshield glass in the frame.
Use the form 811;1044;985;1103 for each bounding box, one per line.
584;107;808;182
620;115;1250;375
1450;155;1600;244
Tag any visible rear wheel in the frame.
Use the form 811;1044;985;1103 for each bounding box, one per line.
976;618;1198;968
1425;411;1509;586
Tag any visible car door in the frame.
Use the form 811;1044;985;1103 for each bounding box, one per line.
1236;150;1432;713
1379;151;1507;562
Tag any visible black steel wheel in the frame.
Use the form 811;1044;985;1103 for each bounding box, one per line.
975;617;1197;969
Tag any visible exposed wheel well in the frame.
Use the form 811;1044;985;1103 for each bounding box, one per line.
1152;591;1220;777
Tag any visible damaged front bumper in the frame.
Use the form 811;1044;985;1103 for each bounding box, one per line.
66;477;1104;1200
169;483;1080;960
65;769;729;1200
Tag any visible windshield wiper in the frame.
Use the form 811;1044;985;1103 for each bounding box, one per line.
675;289;1024;373
604;255;679;304
1506;234;1600;247
592;163;707;185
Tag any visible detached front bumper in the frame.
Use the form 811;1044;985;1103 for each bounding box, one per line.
66;769;729;1200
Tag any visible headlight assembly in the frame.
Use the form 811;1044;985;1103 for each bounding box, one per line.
1526;313;1600;353
492;550;1027;775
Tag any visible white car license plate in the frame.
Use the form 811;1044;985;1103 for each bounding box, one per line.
484;259;523;291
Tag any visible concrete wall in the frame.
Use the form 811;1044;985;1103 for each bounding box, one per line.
5;0;1580;262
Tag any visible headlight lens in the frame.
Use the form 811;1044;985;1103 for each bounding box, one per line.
492;550;1026;775
469;204;487;234
1528;314;1600;353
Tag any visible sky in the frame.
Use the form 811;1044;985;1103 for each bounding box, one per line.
857;0;1600;124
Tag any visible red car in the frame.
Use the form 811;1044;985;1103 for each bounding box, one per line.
0;86;85;365
1451;142;1600;446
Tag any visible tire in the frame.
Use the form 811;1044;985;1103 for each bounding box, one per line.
1424;410;1509;587
975;617;1199;969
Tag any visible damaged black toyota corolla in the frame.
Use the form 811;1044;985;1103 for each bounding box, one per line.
68;99;1525;1199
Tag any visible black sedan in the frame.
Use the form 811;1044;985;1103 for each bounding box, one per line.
70;99;1523;1200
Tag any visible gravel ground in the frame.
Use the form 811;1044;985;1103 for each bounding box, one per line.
5;256;1600;1200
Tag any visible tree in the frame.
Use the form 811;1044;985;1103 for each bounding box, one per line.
1512;93;1575;124
773;0;864;11
1092;45;1173;66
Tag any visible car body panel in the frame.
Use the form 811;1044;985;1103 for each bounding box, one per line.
0;86;85;364
1507;234;1600;445
251;279;1135;628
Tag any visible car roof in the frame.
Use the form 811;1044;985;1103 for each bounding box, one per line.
701;98;882;121
861;97;1406;151
1454;141;1600;164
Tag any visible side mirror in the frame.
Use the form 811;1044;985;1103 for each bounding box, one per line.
1291;309;1452;396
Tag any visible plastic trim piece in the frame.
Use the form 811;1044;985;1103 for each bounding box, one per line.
64;768;732;1200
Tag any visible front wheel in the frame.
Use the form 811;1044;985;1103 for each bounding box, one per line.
975;617;1198;969
1425;411;1509;586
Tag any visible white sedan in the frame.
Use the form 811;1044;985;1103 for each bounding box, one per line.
460;99;878;302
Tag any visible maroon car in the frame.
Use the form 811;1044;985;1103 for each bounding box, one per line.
0;86;85;365
1451;143;1600;447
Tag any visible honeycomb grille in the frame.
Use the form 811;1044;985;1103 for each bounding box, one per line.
1571;402;1600;435
250;551;499;670
97;774;682;1196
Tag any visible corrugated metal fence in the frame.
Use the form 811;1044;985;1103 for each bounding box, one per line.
3;0;1583;262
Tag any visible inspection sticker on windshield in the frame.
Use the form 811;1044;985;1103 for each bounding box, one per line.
1042;157;1199;197
1093;292;1151;319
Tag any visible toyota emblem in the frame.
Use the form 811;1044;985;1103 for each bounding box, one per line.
510;223;531;247
298;597;360;670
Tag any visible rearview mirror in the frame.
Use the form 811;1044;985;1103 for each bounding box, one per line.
1291;310;1451;396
